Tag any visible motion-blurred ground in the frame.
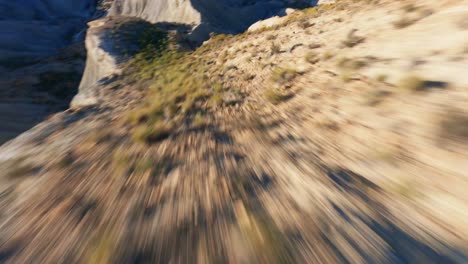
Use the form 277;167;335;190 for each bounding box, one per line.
0;0;467;263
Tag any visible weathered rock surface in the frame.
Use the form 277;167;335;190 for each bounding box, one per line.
109;0;316;42
73;0;317;107
0;1;468;263
72;17;159;108
72;18;122;108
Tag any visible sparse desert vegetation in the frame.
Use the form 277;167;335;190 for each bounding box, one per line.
271;67;298;84
264;88;290;104
305;52;319;64
341;29;365;47
270;43;282;54
398;75;426;91
1;0;468;263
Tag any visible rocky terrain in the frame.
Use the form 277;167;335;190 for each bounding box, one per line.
108;0;315;42
0;0;468;263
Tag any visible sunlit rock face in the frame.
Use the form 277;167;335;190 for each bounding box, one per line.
109;0;316;42
317;0;335;4
0;0;96;63
70;0;318;108
72;17;152;108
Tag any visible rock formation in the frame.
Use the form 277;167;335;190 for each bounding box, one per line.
0;0;97;143
72;0;318;107
0;1;468;263
72;17;155;107
109;0;317;42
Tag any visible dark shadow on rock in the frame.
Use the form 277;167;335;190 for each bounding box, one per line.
423;81;448;89
368;218;467;263
97;19;194;65
188;0;317;42
323;167;380;191
0;239;23;262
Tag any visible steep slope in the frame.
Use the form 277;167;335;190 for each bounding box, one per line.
0;0;467;263
0;1;99;144
73;0;316;107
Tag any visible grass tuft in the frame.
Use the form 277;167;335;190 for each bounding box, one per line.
305;52;319;64
398;75;425;91
264;89;290;104
132;123;174;144
271;67;298;84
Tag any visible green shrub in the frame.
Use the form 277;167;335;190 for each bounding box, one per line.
264;89;289;104
399;75;425;91
138;26;168;55
126;46;232;143
322;51;333;60
337;57;350;68
376;74;388;82
192;112;206;127
271;68;298;84
349;59;368;69
340;72;352;83
266;34;276;40
393;17;417;29
298;18;313;29
337;57;367;70
132;123;174;144
305;52;319;64
209;93;224;108
364;89;391;106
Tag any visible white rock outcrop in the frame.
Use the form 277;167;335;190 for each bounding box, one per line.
317;0;335;4
71;0;318;107
71;18;121;108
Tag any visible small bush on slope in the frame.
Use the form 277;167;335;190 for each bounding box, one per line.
264;89;290;104
305;52;320;64
271;67;298;85
398;75;425;92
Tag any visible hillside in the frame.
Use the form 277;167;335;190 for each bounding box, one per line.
0;0;467;263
